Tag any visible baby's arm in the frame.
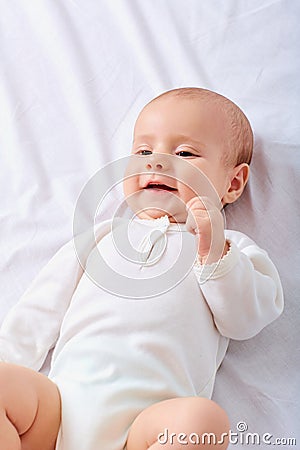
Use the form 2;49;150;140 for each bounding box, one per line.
186;197;283;339
0;219;112;370
0;238;84;370
194;231;284;340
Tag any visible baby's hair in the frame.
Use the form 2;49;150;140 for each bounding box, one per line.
148;87;253;167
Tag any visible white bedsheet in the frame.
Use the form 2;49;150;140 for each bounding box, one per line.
0;1;299;448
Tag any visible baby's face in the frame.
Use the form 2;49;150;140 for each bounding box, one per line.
123;96;234;222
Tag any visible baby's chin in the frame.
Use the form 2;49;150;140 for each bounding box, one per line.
135;208;187;223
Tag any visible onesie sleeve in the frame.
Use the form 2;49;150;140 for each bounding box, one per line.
0;220;113;370
0;238;84;370
193;230;284;340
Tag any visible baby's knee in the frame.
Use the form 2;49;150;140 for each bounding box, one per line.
0;363;61;450
181;397;230;430
0;362;39;402
156;397;229;439
127;397;230;449
0;363;40;434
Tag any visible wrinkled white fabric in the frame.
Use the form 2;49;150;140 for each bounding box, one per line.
1;0;299;445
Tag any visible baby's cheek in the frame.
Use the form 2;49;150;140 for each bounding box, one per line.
176;165;204;200
178;182;197;204
123;176;138;198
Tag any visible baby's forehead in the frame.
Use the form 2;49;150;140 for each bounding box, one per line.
141;95;231;136
144;94;229;122
134;95;233;151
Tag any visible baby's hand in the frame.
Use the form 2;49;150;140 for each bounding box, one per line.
186;196;229;264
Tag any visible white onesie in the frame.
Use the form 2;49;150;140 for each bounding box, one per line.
0;216;283;450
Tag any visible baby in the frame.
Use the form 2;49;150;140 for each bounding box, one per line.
0;88;283;450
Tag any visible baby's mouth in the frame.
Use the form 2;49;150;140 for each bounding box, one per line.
143;182;177;192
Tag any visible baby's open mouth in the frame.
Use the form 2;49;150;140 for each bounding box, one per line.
144;183;177;191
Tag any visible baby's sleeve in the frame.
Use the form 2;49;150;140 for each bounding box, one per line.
193;230;284;340
0;237;84;370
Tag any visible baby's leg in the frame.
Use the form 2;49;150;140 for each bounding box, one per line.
0;362;61;450
126;397;229;449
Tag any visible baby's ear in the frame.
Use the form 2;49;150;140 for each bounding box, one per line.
222;163;250;204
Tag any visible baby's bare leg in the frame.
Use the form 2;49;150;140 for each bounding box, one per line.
0;362;61;450
126;397;229;449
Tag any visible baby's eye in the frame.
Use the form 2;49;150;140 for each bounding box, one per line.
176;150;195;157
137;149;152;155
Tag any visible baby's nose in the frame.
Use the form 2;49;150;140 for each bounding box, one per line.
145;154;170;171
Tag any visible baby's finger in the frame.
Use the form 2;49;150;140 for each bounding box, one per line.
186;207;209;235
185;210;198;235
186;196;206;212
